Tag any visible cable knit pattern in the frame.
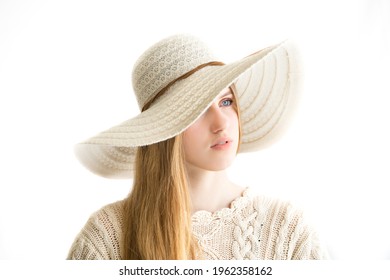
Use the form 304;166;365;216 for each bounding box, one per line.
67;189;327;260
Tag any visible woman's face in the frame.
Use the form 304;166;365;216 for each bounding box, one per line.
182;87;239;172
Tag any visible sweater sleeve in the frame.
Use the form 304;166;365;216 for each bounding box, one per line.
264;197;328;260
67;200;124;260
67;228;106;260
290;215;328;260
282;202;328;260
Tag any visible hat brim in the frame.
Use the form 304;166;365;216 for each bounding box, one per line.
75;40;302;178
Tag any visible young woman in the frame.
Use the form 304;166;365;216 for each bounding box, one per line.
67;34;327;260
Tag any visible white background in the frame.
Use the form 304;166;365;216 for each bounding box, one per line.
0;0;389;260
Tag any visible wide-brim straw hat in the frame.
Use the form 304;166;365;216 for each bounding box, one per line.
75;34;302;179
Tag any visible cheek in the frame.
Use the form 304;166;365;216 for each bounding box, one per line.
228;111;239;138
183;124;199;144
182;123;202;155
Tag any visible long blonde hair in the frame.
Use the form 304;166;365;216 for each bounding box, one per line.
122;80;241;259
122;135;197;259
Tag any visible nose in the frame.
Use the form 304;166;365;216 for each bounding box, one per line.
207;104;229;134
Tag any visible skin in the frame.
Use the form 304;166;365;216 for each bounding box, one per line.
182;87;245;214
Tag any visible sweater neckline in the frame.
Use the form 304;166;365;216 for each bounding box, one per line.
191;187;251;222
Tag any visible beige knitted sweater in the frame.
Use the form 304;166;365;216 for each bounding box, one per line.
67;189;327;260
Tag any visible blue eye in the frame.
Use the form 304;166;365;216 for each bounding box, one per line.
221;99;233;107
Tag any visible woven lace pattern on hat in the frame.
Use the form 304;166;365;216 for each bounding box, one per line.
132;35;215;110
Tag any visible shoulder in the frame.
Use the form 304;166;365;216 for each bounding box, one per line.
244;191;306;237
67;199;125;260
90;199;126;229
243;189;299;218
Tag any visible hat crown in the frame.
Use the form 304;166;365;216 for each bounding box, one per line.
132;34;216;110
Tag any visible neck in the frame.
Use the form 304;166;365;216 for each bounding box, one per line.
185;163;245;214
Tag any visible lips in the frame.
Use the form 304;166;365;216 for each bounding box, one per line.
210;137;233;149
